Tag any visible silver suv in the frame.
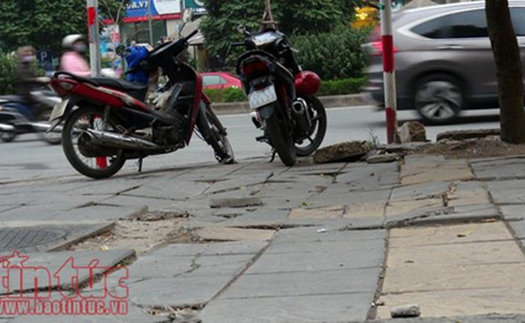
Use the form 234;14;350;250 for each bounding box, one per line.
362;1;525;124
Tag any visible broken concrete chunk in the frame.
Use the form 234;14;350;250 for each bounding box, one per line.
210;197;263;208
436;129;500;142
399;121;427;143
390;304;421;318
313;141;370;164
367;154;398;164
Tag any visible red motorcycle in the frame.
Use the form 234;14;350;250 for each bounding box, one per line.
48;30;234;179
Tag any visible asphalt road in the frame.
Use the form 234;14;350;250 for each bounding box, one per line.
0;106;502;183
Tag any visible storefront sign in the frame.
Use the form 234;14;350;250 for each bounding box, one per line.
184;0;206;15
124;0;181;22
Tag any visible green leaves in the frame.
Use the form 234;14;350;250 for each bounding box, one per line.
0;53;18;96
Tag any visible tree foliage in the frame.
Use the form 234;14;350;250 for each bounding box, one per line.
201;0;356;59
0;0;129;55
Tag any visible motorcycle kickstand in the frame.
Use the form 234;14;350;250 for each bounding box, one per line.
269;149;276;163
137;158;144;173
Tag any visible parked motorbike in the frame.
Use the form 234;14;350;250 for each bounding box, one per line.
0;89;62;144
47;28;234;179
232;26;327;166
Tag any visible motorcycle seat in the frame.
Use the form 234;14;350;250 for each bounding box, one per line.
90;78;148;92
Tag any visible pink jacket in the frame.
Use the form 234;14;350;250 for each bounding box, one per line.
60;51;91;77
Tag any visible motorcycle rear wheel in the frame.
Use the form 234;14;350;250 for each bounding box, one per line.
294;96;327;157
265;109;297;167
205;107;235;164
62;106;126;179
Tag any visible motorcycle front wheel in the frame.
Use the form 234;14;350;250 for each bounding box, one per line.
265;108;297;167
205;107;235;164
294;96;327;157
62;106;126;179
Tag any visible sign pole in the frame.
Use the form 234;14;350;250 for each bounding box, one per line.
147;0;154;45
87;0;101;76
379;0;398;144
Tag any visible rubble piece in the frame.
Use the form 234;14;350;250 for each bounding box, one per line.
399;121;427;143
377;142;429;153
390;304;421;318
367;153;398;164
210;197;263;208
436;129;500;142
313;141;370;164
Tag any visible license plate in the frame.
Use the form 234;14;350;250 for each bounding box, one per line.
248;85;277;109
49;99;68;122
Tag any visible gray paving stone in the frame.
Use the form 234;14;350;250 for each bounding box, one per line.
221;209;289;227
266;236;385;254
273;227;387;244
206;171;273;194
100;195;178;213
371;314;525;323
306;186;392;209
471;157;525;180
500;205;525;220
0;250;134;295
144;241;267;257
284;217;377;230
125;275;233;307
48;205;146;222
125;178;210;200
0;205;22;214
0;206;60;222
210;197;263;209
245;243;384;274
199;293;373;323
487;180;525;204
508;220;525;239
126;253;255;283
222;267;381;299
336;163;399;190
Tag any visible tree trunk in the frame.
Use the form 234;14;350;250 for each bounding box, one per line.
486;0;525;143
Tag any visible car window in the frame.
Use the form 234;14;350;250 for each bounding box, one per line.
203;75;222;86
218;77;227;84
511;8;525;36
412;9;488;39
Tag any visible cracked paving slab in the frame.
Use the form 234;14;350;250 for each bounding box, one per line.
486;179;525;204
100;241;267;308
0;250;134;295
400;155;474;185
471;156;525;180
376;222;525;319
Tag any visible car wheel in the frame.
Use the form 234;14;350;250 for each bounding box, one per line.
414;74;463;125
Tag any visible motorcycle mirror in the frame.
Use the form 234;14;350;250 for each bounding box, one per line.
182;8;194;24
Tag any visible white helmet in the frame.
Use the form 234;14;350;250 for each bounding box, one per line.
62;34;85;49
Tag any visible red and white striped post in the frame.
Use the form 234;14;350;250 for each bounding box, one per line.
379;0;398;144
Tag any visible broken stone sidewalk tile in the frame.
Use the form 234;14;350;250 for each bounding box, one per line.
390;304;421;318
367;153;398;164
471;157;525;180
436;128;500;142
508;220;525;240
210;197;263;208
486;179;525;204
122;179;209;200
221;267;381;299
335;163;399;190
221;209;288;228
272;227;386;244
0;250;134;295
200;293;373;323
313;141;370;164
288;205;344;219
206;171;273;194
399;121;427;143
192;225;275;242
376;288;525;319
400;158;474;185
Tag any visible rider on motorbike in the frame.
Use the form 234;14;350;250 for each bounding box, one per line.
14;46;49;120
60;34;91;77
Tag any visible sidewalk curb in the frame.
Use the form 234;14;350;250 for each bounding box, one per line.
212;93;367;115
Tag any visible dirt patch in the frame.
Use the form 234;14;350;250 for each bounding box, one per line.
70;212;193;256
411;136;525;159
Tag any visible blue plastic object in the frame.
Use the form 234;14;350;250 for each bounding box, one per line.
125;46;150;85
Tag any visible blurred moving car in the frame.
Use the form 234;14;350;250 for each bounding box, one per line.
362;1;525;124
202;72;242;90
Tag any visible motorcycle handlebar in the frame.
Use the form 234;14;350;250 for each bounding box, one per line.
184;30;199;42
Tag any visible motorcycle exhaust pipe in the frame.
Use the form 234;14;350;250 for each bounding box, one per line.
83;129;162;151
291;98;311;134
0;124;15;132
